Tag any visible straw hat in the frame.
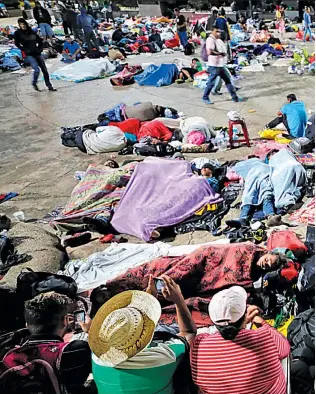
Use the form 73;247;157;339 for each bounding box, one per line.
89;290;161;367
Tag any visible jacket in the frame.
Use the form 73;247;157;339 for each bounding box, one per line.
14;29;43;57
77;8;97;33
33;6;51;25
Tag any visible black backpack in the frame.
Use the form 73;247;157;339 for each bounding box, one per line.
184;43;195;56
288;308;315;363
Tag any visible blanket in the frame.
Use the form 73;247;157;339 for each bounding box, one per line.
82;126;126;154
103;242;257;326
134;64;178;87
53;163;136;226
111;157;223;241
234;150;306;208
138;120;173;141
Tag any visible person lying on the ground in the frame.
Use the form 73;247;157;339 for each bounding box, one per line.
88;275;196;394
265;94;308;139
190;286;291;394
200;163;220;193
104;159;119;168
62;35;81;62
176;57;203;83
0;292;92;394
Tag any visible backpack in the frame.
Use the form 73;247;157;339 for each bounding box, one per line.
289;137;314;154
184;43;195;56
287;308;315;362
134;143;175;157
0;339;68;394
201;41;208;61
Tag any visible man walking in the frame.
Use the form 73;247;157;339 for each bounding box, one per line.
174;8;188;48
77;6;99;52
202;27;241;104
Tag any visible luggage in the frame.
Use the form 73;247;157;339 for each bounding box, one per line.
184;43;195;56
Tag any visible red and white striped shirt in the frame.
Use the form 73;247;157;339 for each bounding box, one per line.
190;321;290;394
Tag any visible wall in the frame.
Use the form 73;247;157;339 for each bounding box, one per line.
138;3;162;16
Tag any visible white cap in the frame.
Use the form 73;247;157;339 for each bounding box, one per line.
208;286;247;326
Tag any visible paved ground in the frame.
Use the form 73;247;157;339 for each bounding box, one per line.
0;35;314;249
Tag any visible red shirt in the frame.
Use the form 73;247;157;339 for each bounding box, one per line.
190;322;290;394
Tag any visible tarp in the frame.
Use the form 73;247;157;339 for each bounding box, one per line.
51;58;116;83
134;63;178;87
111;157;223;241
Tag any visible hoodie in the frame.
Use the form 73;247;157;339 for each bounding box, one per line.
77;7;97;33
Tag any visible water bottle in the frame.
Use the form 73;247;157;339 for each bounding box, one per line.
165;108;173;118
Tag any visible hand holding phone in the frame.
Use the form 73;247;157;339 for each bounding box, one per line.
154;278;165;295
74;310;85;332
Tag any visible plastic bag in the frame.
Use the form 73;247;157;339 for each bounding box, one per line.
258;129;281;139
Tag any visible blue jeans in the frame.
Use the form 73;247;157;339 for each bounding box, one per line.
178;30;188;47
203;66;237;101
304;25;313;41
39;23;54;39
25;55;52;88
240;197;275;221
212;66;235;93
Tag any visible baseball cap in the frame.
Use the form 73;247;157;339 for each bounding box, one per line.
208;286;247;326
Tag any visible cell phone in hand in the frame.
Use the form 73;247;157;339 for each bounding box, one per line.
74;310;85;332
154;278;165;295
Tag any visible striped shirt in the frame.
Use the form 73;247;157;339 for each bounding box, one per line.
190;322;290;394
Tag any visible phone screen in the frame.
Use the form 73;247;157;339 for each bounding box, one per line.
154;279;165;295
74;310;85;331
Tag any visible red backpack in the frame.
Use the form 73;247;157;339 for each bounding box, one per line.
0;339;68;394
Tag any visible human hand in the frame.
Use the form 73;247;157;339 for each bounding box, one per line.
252;315;264;327
161;275;184;305
145;274;158;298
245;304;260;324
79;315;92;333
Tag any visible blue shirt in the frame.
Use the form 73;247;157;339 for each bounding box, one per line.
63;41;80;55
304;12;311;26
281;101;308;138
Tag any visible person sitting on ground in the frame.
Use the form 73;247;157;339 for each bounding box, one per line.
236;16;247;31
191;286;291;394
62;35;81;62
149;28;163;49
176;57;203;84
112;23;125;44
0;291;92;394
265;94;308;139
33;1;54;41
88;275;197;394
200;163;220;193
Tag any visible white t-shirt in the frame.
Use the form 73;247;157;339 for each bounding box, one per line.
206;35;226;67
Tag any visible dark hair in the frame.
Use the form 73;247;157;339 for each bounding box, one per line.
18;17;31;28
65;34;71;38
213;9;218;15
25;291;73;335
105;159;119;168
192;57;200;62
215;313;246;340
287;93;297;102
220;7;226;16
269;251;289;269
174;8;180;12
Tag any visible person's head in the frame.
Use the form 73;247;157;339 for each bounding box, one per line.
80;6;87;14
174;8;180;16
287;93;297;103
209;286;247;340
104;159;119;168
201;163;215;177
88;290;161;366
211;26;221;38
117;23;123;30
18;17;30;31
24;292;74;337
220;7;226;16
256;252;287;270
191;57;200;66
305;6;310;13
212;9;218;16
35;1;41;7
65;34;72;42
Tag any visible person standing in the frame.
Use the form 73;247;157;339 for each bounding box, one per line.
77;7;99;52
33;1;54;41
174;8;188;48
215;8;231;42
206;9;218;31
14;18;56;91
303;7;313;42
202;27;241;104
66;6;81;39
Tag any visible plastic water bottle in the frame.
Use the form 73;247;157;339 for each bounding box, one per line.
215;135;228;151
165;108;173;118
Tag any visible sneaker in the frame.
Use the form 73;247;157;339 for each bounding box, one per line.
176;79;184;84
48;87;57;91
266;214;283;227
32;84;40;91
211;90;223;95
232;96;245;102
202;98;213;105
185;78;193;83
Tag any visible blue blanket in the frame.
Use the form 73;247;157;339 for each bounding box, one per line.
234;149;306;209
134;64;178;87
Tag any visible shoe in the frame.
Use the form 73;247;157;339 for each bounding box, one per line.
176;79;184;84
202;98;213;105
48;87;57;91
232;96;245;102
211;91;223;95
185;78;193;83
266;214;283;227
225;218;248;229
32;84;40;91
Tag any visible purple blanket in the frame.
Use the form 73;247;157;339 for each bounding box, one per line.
111;157;223;241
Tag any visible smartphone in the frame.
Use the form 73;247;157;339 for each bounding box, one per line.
154;278;165;295
74;310;85;332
